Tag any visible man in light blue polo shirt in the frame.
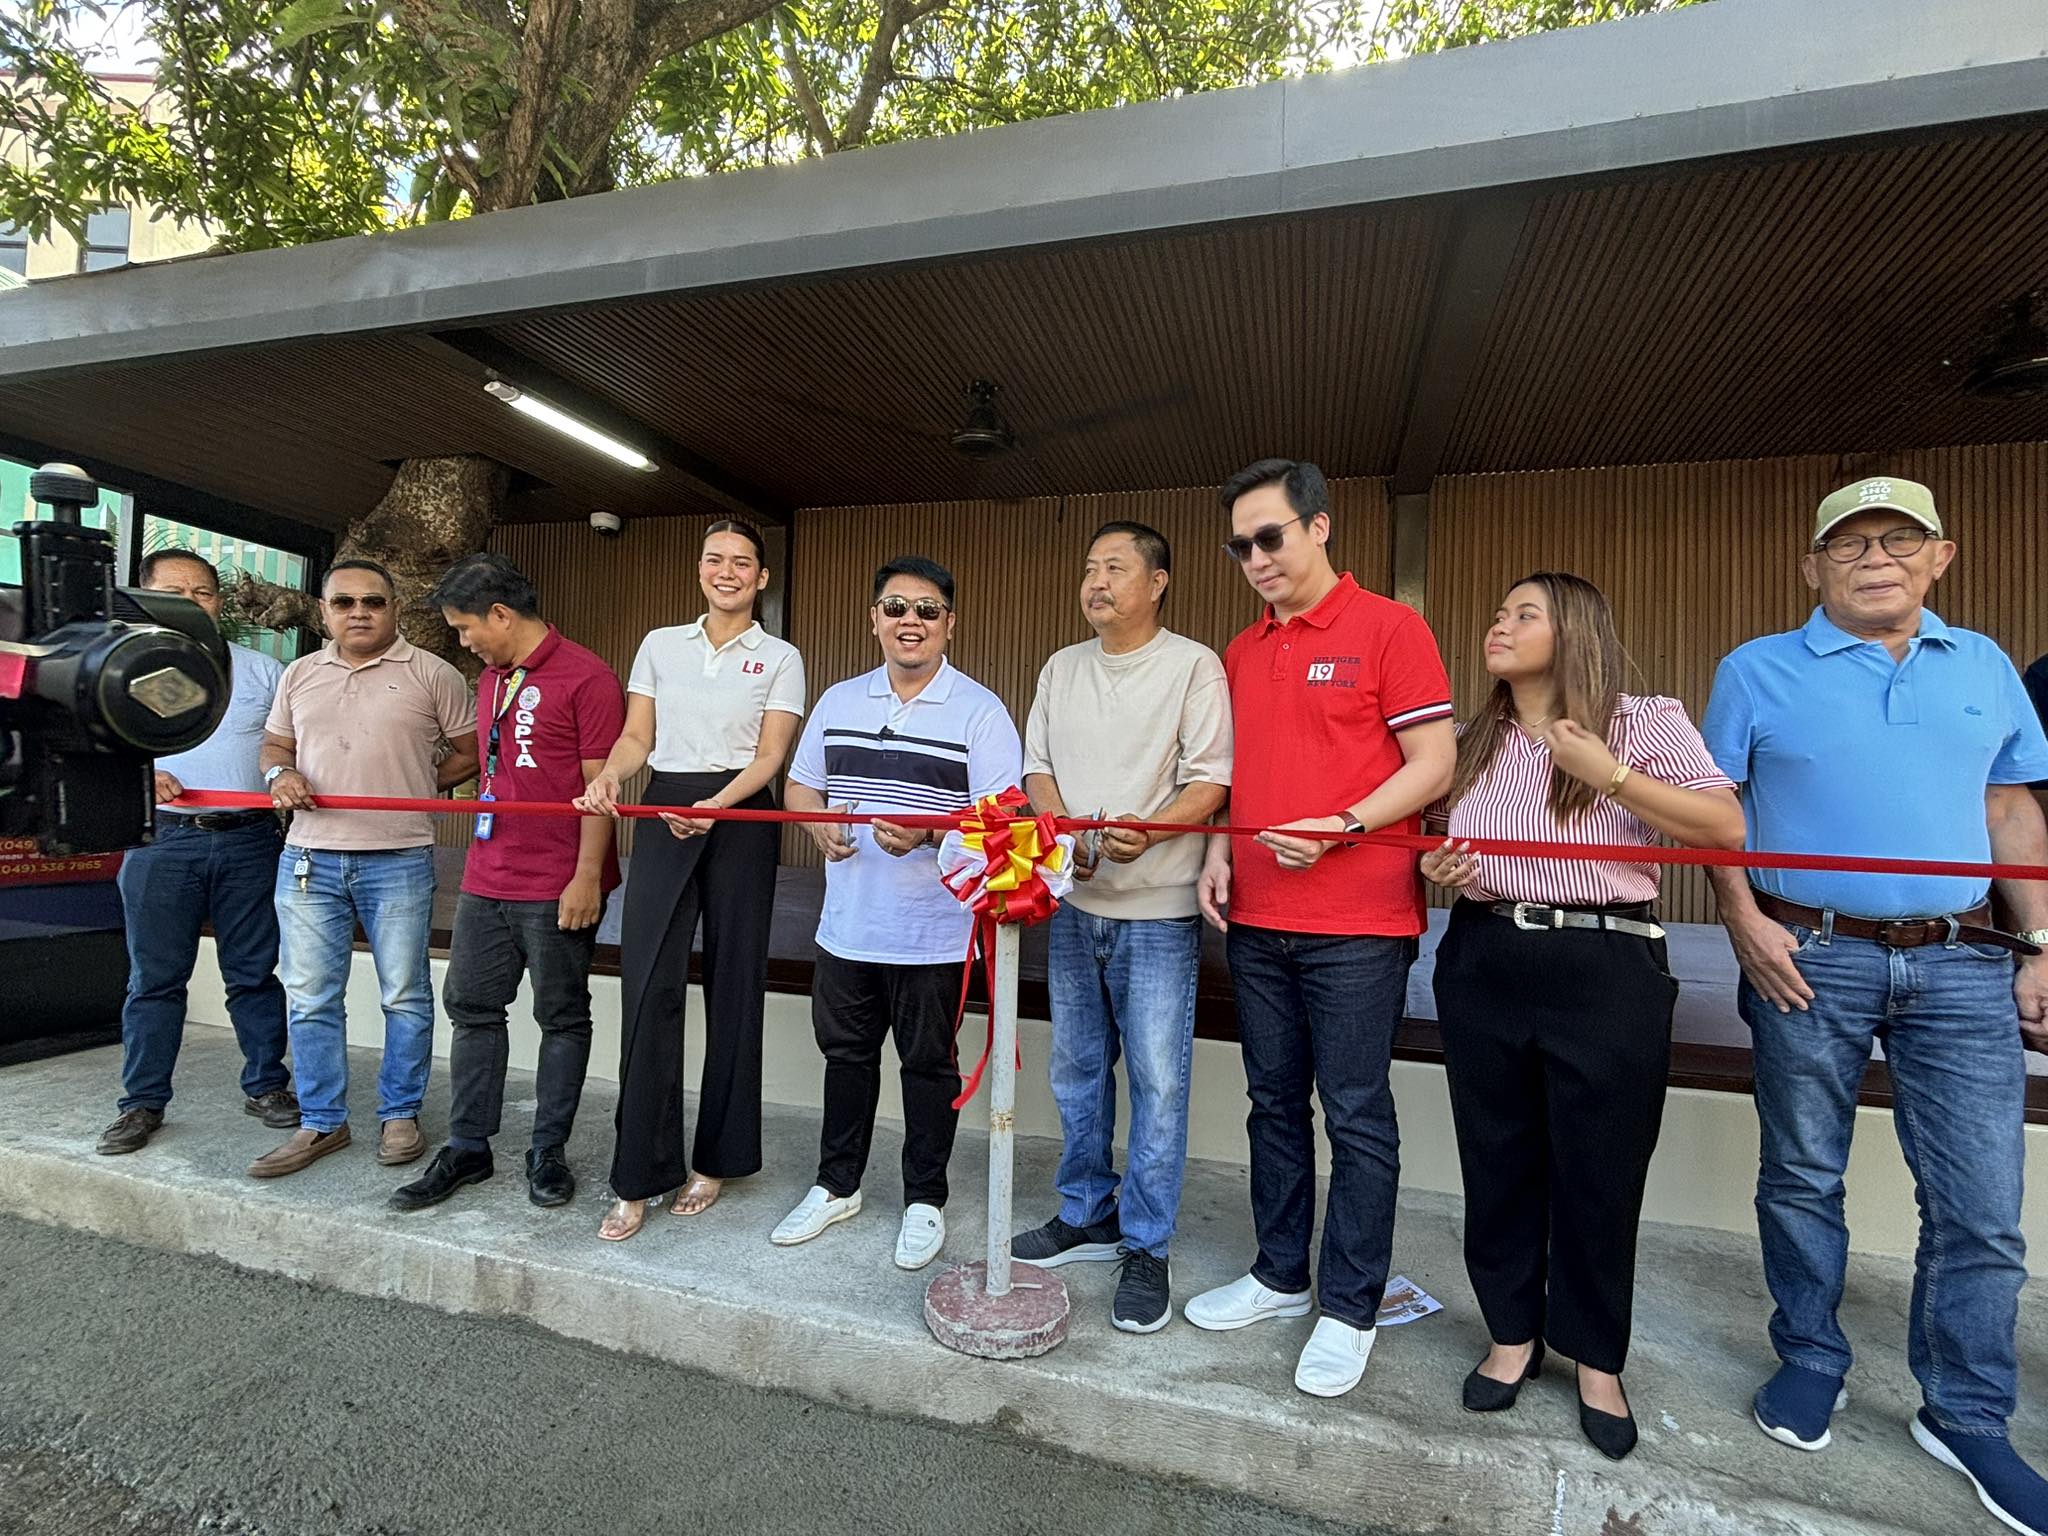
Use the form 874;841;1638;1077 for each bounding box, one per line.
96;550;298;1157
1703;476;2048;1536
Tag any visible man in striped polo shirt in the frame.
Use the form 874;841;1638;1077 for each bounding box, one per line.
1186;459;1457;1400
776;555;1023;1271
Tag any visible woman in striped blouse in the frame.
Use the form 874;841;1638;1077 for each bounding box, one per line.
1422;572;1744;1460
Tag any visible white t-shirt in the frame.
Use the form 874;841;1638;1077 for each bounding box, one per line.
789;659;1023;966
628;619;805;773
158;640;286;808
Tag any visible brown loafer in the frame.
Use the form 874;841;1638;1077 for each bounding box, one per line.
248;1124;351;1179
97;1107;164;1156
377;1117;426;1166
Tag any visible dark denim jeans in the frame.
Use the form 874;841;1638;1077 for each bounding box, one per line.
1045;904;1201;1257
1226;923;1417;1329
1744;926;2028;1434
443;892;604;1152
115;816;289;1112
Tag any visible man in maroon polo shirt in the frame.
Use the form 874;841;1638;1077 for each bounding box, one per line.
391;553;626;1212
1186;459;1456;1400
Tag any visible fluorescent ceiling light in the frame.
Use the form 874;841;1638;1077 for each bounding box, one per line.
483;379;655;472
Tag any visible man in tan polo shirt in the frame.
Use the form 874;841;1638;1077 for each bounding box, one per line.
251;558;476;1177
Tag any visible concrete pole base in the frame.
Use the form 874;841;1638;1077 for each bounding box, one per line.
924;1261;1070;1359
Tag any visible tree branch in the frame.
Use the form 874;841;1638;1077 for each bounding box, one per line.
775;11;838;154
838;0;948;150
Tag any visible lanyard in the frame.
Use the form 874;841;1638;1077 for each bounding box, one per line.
483;665;528;784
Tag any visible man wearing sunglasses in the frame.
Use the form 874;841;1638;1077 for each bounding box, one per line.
251;559;477;1178
778;556;1023;1270
1703;477;2048;1536
1185;459;1456;1401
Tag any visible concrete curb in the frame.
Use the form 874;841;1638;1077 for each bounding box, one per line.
0;1128;1932;1536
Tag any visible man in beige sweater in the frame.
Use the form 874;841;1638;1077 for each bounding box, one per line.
1013;521;1232;1333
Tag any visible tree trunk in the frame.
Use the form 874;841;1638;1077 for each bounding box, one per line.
231;454;509;677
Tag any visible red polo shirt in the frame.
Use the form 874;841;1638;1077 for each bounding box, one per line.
1223;574;1452;936
462;626;627;903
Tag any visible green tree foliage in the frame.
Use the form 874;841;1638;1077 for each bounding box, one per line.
4;0;1704;250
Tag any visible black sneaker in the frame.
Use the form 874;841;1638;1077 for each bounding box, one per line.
1112;1247;1172;1334
96;1107;163;1156
388;1145;493;1211
244;1086;302;1129
1013;1211;1122;1267
526;1145;575;1208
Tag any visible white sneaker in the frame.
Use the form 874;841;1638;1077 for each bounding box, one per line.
1294;1315;1376;1398
895;1203;945;1270
1182;1272;1314;1332
771;1185;862;1246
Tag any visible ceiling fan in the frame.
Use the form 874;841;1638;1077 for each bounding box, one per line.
747;377;1190;460
1952;292;2048;399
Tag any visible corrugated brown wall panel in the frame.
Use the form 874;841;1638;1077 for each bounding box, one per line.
776;480;1392;863
1427;442;2048;922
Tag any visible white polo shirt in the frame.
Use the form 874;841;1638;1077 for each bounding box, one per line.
789;658;1023;966
628;619;806;773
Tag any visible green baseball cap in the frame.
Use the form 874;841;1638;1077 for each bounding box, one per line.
1813;476;1943;545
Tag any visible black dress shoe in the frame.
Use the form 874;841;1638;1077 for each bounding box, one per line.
1462;1341;1544;1413
389;1145;493;1211
1576;1367;1639;1460
526;1145;575;1207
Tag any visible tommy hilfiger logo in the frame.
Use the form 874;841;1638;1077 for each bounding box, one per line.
1306;655;1360;689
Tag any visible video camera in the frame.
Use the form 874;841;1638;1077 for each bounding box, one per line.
0;463;229;855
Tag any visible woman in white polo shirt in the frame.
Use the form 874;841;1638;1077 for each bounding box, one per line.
1422;572;1741;1461
576;520;805;1242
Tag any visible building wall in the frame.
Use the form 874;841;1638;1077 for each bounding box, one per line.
2;74;214;279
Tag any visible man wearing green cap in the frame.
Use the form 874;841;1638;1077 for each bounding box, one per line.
1702;476;2048;1536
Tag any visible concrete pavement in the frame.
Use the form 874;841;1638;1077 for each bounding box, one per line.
1;1029;2039;1535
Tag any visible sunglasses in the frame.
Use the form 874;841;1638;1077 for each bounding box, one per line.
1222;515;1307;563
876;595;949;622
324;593;391;612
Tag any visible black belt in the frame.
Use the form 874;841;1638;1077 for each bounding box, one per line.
1479;900;1665;940
164;809;275;832
1752;890;2038;957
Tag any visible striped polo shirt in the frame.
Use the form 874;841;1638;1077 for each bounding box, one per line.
789;658;1023;965
1446;694;1732;908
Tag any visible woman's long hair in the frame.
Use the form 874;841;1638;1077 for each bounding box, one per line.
1446;572;1628;823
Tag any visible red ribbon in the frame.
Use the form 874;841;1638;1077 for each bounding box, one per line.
941;788;1067;1111
165;789;2048;880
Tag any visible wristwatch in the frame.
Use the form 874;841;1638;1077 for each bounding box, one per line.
2020;929;2048;950
1337;812;1365;835
264;764;289;787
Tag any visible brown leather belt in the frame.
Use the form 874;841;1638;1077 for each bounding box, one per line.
1752;890;2040;957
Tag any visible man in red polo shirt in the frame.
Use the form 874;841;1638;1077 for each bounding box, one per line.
1186;459;1455;1400
391;553;626;1213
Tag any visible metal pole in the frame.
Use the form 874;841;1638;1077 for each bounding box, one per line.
985;921;1020;1298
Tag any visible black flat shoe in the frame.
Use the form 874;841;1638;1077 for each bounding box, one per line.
1462;1341;1545;1413
526;1145;575;1207
1576;1367;1638;1460
389;1145;492;1211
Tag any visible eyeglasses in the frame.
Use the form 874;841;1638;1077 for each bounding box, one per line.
1815;526;1935;564
876;595;949;621
1222;516;1307;563
324;593;391;611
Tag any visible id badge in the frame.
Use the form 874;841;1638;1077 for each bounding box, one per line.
475;791;496;842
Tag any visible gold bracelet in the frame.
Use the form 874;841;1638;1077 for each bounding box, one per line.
1605;763;1632;798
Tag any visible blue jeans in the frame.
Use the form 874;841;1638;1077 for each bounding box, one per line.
1226;924;1416;1329
276;845;438;1133
1744;926;2028;1434
116;817;289;1112
1045;905;1201;1257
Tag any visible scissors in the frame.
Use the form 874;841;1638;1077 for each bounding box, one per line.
1077;806;1106;871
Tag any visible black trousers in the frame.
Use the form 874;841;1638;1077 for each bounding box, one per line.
811;950;961;1207
444;892;602;1151
1432;899;1678;1373
609;770;778;1200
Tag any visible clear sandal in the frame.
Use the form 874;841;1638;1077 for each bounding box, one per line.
598;1197;648;1242
669;1174;722;1216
